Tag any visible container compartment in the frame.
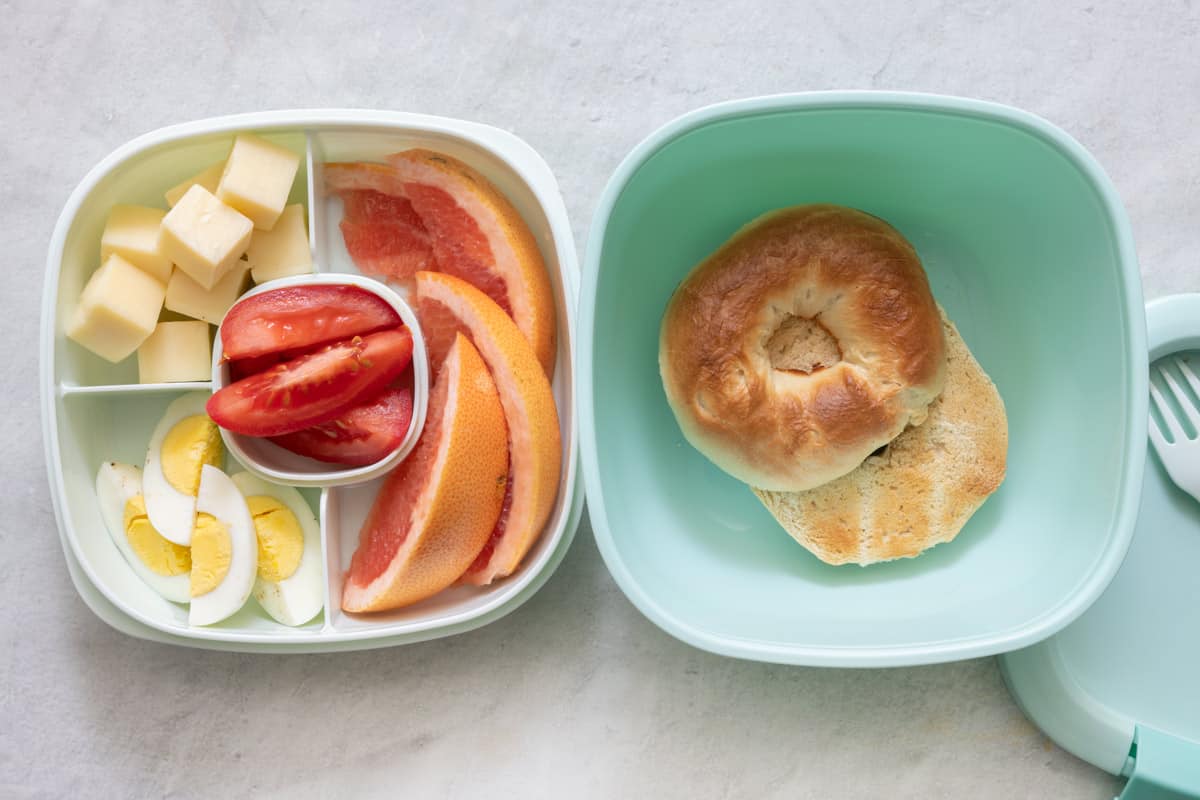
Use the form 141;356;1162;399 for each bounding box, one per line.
55;390;326;636
308;126;579;636
55;129;308;388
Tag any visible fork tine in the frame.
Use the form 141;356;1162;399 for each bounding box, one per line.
1148;412;1171;453
1150;379;1187;444
1175;357;1200;398
1159;365;1200;436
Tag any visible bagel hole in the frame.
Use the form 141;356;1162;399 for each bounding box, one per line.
767;315;841;374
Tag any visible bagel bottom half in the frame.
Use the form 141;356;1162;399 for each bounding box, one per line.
752;310;1007;566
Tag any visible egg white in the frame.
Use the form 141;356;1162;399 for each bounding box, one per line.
143;392;221;546
189;464;258;626
95;461;192;603
230;472;324;626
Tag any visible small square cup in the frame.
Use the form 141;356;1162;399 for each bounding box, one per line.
211;272;429;488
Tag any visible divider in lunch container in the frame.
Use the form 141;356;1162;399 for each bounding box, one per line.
52;116;581;644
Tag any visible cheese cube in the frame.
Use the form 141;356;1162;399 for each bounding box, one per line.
159;185;253;290
99;205;173;284
246;204;313;284
138;321;212;383
66;254;166;363
164;162;225;207
216;134;301;231
165;260;252;325
157;309;195;324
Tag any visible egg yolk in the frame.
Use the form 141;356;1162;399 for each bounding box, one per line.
123;495;191;576
162;415;223;497
246;495;304;583
190;513;232;597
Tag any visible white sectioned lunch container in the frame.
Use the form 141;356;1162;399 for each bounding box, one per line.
41;110;583;651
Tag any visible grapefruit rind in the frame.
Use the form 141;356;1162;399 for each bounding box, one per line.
415;271;561;586
325;155;557;376
387;149;557;377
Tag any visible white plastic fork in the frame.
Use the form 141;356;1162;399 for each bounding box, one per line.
1148;356;1200;502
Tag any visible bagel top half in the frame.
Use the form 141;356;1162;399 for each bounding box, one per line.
659;205;947;492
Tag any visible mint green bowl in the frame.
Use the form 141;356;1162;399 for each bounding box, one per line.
580;92;1146;667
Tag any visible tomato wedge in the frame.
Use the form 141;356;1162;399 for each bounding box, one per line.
228;352;285;381
220;285;401;361
228;340;335;381
269;385;414;466
208;328;414;436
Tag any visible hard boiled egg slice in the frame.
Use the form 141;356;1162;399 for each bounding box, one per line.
189;464;258;626
95;462;191;603
230;472;324;626
143;392;224;546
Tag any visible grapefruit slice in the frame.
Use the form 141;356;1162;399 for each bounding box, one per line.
324;154;557;376
342;333;508;612
341;187;425;228
325;164;434;282
339;217;433;283
415;271;561;585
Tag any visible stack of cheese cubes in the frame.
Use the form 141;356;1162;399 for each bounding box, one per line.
66;134;315;383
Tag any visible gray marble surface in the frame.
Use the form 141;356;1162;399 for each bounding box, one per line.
4;1;1197;797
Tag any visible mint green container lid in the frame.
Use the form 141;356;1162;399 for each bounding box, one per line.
1001;294;1200;798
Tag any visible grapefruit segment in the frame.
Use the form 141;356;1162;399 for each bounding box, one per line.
325;164;434;283
339;217;433;283
324;155;557;376
387;149;556;376
341;333;508;612
415;271;561;586
341;188;426;229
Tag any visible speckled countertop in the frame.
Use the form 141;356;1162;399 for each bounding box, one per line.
4;2;1198;797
